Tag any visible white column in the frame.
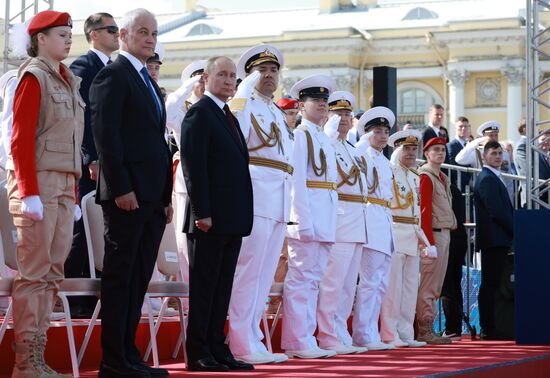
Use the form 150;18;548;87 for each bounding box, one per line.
501;66;523;142
445;69;469;138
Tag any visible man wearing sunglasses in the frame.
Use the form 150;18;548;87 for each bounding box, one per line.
65;12;119;319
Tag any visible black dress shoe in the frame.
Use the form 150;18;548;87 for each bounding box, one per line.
133;362;169;377
216;356;254;370
187;357;229;372
99;361;151;377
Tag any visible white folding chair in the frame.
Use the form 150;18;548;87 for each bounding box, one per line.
143;218;189;367
262;282;284;353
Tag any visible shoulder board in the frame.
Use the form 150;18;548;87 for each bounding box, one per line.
409;168;419;176
273;103;286;115
346;140;355;148
296;124;309;132
229;97;247;112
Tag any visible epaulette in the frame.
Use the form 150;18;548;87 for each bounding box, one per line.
346;140;355;148
296;124;308;132
409;168;420;176
273;102;286;115
229;97;247;112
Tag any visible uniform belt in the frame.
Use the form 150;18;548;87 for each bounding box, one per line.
393;215;419;225
307;180;338;190
338;193;368;203
367;196;391;208
433;228;442;232
249;156;294;175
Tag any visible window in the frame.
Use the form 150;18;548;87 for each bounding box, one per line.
403;7;438;21
398;87;437;128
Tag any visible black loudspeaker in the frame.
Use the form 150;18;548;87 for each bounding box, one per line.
372;66;397;158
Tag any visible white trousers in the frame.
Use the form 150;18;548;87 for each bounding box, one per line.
317;242;361;348
281;239;331;351
379;251;420;343
352;248;391;346
174;191;189;283
228;216;286;356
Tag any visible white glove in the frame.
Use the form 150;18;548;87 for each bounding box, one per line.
234;70;261;99
174;75;201;100
359;130;374;144
324;115;341;140
425;245;438;259
298;228;315;242
74;204;82;222
21;195;43;221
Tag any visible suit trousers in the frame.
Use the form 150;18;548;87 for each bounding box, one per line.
352;248;391;346
174;191;189;283
228;215;286;356
416;229;450;327
317;242;362;348
441;230;467;334
281;239;331;351
7;171;75;342
380;251;420;343
100;201;166;367
186;232;242;362
478;247;508;335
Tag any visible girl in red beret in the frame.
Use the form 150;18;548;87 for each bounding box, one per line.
7;10;83;378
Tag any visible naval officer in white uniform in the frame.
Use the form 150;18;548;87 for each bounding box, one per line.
316;91;369;355
227;44;293;365
380;130;429;348
352;107;396;350
282;75;339;359
165;60;206;282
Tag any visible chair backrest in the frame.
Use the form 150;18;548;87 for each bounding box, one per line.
0;181;18;271
156;219;180;277
81;191;105;276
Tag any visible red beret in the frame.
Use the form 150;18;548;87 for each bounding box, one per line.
28;10;72;36
423;137;447;153
276;97;299;110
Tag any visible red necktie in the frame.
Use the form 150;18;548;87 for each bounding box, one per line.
223;104;243;147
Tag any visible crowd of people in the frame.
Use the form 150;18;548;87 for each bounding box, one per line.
0;6;541;378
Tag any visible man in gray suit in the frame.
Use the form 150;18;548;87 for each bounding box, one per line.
514;120;527;207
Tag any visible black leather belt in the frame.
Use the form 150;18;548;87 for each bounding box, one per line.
433;228;442;232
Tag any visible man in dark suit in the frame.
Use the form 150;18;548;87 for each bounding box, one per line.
421;104;445;148
474;140;514;340
64;12;119;318
179;56;254;372
447;116;472;191
90;8;172;377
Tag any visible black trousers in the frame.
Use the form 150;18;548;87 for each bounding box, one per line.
100;201;166;368
441;229;467;334
186;232;242;362
478;247;508;336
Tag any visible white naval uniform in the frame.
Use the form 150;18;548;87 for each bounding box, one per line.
352;143;395;346
165;92;200;282
282;119;338;351
227;89;294;356
380;162;422;343
317;137;368;349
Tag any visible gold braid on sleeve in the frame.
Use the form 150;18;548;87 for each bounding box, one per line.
248;113;284;154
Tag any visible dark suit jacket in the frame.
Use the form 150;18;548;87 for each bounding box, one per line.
70;50;106;166
474;167;514;249
422;125;438;147
90;54;172;205
447;138;472;190
179;95;253;236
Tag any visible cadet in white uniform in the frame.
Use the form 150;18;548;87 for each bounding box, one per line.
455;121;511;170
352;107;396;350
165;60;206;282
380;130;429;348
316;91;368;355
282;75;339;359
227;44;293;365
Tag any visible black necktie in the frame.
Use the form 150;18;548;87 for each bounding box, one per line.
106;58;112;65
223;104;243;147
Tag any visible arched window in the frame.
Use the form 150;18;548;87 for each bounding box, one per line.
397;84;441;129
186;23;222;37
403;7;438;21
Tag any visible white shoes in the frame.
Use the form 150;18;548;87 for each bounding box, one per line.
389;339;409;348
285;347;337;359
363;341;395;350
259;350;289;363
235;352;275;364
403;339;427;347
324;344;361;355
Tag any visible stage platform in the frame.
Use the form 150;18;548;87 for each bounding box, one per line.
1;317;549;377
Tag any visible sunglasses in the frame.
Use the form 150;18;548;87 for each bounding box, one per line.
93;25;119;34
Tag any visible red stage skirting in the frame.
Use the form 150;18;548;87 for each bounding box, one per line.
1;318;550;377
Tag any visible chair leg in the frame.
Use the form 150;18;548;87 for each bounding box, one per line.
177;297;188;365
0;299;12;344
77;299;101;366
145;296;160;368
144;297;169;361
58;294;80;378
262;310;273;353
269;301;283;340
